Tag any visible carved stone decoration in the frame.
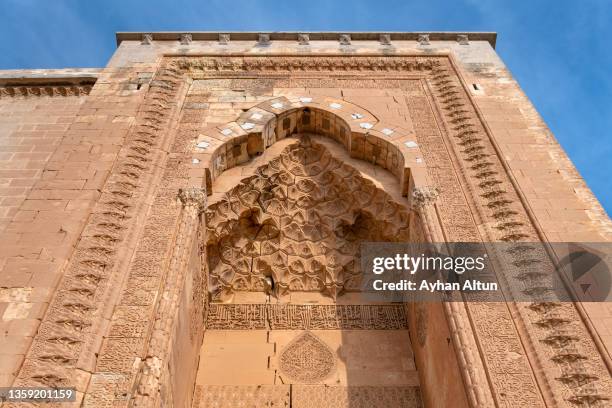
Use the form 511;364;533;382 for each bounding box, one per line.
180;33;192;45
13;63;185;397
379;34;392;45
339;34;351;45
298;33;310;45
457;34;469;45
205;136;411;300
173;56;439;73
279;331;336;383
417;34;430;45
178;187;206;211
0;85;93;98
258;33;271;45
141;33;153;45
218;33;230;44
410;186;439;210
193;385;290;408
428;60;612;406
292;385;423;408
206;304;408;330
13;53;608;408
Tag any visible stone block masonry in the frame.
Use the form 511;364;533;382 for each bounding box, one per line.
0;32;610;408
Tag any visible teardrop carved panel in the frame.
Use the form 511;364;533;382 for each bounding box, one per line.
279;331;336;383
205;136;411;300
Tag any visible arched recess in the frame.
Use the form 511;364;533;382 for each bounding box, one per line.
188;95;433;203
204;136;418;302
190;97;469;408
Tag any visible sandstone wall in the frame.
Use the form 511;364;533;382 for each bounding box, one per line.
1;33;610;407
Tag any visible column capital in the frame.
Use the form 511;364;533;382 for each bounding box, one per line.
411;186;439;210
178;187;206;210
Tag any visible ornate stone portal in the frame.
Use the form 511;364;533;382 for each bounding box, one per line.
1;32;611;408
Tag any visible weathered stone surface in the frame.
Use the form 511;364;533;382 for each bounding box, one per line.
2;32;611;408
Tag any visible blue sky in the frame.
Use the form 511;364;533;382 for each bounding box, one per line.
2;0;611;214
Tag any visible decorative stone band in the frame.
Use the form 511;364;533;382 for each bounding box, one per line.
133;188;206;405
206;304;408;330
0;84;93;98
428;60;611;405
193;384;423;408
13;64;183;399
172;55;441;73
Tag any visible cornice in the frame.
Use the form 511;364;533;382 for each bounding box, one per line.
0;69;100;86
115;31;497;48
0;83;94;98
0;71;98;98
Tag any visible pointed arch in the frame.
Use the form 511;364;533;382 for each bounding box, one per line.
188;95;432;200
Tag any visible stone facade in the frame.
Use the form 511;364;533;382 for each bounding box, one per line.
0;32;610;407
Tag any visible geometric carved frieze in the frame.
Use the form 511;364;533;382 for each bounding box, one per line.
193;384;423;408
292;385;423;408
205;137;411;301
193;385;290;408
206;304;408;330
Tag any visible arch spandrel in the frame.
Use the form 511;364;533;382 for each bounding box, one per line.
204;136;414;302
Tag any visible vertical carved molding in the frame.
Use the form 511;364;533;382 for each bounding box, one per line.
14;63;185;402
429;59;610;406
133;188;206;407
411;185;497;408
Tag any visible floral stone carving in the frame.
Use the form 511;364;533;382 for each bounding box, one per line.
279;331;336;383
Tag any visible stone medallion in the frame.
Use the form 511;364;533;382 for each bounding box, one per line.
279;331;336;383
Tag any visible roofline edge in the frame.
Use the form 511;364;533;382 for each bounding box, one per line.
115;31;497;48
